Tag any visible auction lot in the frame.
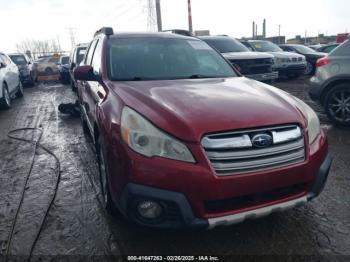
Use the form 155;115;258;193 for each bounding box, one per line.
0;77;349;259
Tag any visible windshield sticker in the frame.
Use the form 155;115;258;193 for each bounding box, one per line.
188;40;211;50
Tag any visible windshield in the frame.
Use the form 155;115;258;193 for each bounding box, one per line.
76;47;87;64
293;45;316;54
108;38;237;81
201;37;249;53
251;41;282;52
61;56;69;64
9;55;27;65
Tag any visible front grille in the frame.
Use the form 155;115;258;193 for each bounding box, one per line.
201;125;305;176
204;183;307;213
298;57;303;62
229;58;273;75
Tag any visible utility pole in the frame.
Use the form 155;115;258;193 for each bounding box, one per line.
66;27;76;48
278;24;281;44
155;0;162;31
253;21;255;39
263;19;266;39
188;0;193;33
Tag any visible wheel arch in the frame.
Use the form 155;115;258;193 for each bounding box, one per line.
320;77;350;104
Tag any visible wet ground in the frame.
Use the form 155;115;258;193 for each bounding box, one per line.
0;77;349;260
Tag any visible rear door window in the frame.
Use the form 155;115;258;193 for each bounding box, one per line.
331;41;350;56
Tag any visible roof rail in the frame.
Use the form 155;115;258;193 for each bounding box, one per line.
94;27;114;38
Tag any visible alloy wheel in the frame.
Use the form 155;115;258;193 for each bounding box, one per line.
328;90;350;124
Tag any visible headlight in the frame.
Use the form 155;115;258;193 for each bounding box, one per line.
121;107;195;163
293;97;321;144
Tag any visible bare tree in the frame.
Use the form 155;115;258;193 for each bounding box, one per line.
16;39;62;59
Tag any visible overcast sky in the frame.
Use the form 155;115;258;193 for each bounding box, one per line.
1;0;349;53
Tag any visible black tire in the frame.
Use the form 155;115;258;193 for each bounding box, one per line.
96;138;116;214
15;80;24;98
0;84;11;109
79;104;90;135
325;83;350;127
71;79;77;92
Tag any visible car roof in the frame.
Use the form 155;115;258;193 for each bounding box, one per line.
199;36;234;40
108;32;196;41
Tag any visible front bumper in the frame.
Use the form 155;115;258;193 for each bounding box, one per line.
246;71;279;82
275;64;307;75
309;76;324;101
19;72;32;84
118;152;332;229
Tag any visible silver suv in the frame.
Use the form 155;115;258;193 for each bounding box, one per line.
309;39;350;126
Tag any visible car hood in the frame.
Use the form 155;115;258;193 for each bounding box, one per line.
305;52;326;58
222;52;273;60
268;51;305;59
109;77;305;142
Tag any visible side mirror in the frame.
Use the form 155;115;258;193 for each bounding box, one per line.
74;65;96;81
0;62;6;69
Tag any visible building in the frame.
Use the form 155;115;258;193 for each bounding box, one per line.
287;34;337;45
265;36;286;45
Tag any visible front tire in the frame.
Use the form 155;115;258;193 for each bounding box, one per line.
97;138;115;214
15;81;24;98
0;84;11;109
325;83;350;127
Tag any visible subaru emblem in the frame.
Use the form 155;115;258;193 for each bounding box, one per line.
251;134;273;148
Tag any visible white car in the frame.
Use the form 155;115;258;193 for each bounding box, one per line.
242;40;307;79
0;52;23;109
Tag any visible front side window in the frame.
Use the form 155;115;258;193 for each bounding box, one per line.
85;40;98;65
108;38;237;81
76;48;87;65
9;55;27;65
202;38;249;53
293;45;316;54
251;41;282;52
91;40;103;74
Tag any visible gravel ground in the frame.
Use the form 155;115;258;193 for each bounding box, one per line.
0;77;349;261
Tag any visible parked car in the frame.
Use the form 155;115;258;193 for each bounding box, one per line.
309;40;350;126
279;44;326;75
199;36;278;82
58;56;70;84
309;44;324;51
33;56;59;76
69;43;88;91
8;53;36;86
73;28;331;229
0;52;24;109
316;43;339;53
241;40;306;79
162;29;193;37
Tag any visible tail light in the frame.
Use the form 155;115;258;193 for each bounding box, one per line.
316;58;332;68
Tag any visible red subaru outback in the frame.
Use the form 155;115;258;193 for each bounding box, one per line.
74;28;332;229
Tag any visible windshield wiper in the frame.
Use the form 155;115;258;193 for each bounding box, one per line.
188;74;218;79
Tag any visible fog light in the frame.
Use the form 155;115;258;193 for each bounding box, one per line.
137;200;163;220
